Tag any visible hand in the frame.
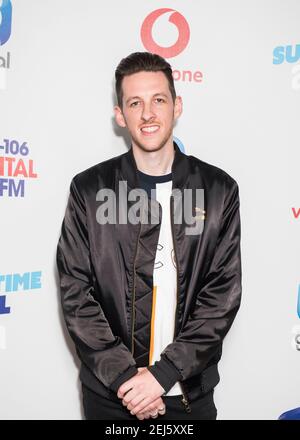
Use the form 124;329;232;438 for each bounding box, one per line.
135;397;166;420
117;367;165;416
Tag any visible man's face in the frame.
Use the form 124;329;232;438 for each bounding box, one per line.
114;71;182;153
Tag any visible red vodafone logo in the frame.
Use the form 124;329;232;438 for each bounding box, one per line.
141;8;190;58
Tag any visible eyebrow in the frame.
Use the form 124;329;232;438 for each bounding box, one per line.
125;93;169;105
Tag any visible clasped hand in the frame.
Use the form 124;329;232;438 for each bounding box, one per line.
117;367;166;420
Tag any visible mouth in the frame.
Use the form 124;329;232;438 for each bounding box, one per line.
140;125;160;136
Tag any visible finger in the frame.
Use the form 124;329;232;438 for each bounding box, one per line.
117;385;132;399
118;379;136;399
148;409;159;419
139;398;163;414
126;393;146;411
130;396;153;415
136;397;163;415
136;413;145;420
158;406;166;416
118;369;147;398
122;388;138;406
148;402;166;417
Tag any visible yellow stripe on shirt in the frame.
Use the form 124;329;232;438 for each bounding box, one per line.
149;285;157;366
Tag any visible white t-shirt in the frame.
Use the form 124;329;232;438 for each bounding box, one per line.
138;170;181;396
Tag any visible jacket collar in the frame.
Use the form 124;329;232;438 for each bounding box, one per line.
120;140;190;190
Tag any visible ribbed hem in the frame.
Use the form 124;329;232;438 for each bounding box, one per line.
147;355;182;394
109;365;138;393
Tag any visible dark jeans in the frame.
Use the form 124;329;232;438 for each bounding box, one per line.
82;384;217;420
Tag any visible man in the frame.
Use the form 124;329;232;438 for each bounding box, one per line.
56;52;242;420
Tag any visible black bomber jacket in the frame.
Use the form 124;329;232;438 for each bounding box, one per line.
56;142;242;412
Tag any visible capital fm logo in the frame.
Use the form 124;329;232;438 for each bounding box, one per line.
0;270;42;315
0;269;42;349
0;137;38;197
141;8;190;59
140;9;203;84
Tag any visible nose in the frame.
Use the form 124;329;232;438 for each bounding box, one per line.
141;101;156;122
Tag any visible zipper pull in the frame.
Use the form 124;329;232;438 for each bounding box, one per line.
181;394;192;413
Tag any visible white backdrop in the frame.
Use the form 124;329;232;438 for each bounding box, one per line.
0;0;299;419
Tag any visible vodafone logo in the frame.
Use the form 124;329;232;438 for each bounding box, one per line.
140;8;203;84
141;8;190;58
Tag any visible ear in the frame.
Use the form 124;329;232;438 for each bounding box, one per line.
114;105;127;128
174;96;183;120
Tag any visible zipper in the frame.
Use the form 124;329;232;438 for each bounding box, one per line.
181;389;192;413
131;220;142;356
170;196;191;413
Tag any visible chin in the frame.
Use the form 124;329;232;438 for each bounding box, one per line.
134;137;171;153
139;144;165;153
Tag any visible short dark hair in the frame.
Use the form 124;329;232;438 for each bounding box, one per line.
115;51;176;108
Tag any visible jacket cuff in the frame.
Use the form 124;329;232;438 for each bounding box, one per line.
109;365;138;393
147;355;182;394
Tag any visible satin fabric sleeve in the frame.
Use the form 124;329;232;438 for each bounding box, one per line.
56;178;138;390
148;179;242;389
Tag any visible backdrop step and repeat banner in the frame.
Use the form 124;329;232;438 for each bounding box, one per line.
0;0;299;420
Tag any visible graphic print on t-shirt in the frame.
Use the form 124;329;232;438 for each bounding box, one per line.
150;182;181;396
137;170;181;396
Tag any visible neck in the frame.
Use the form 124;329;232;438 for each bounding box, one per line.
132;141;175;176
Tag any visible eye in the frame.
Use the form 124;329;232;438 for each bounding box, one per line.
129;101;140;108
154;97;166;104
